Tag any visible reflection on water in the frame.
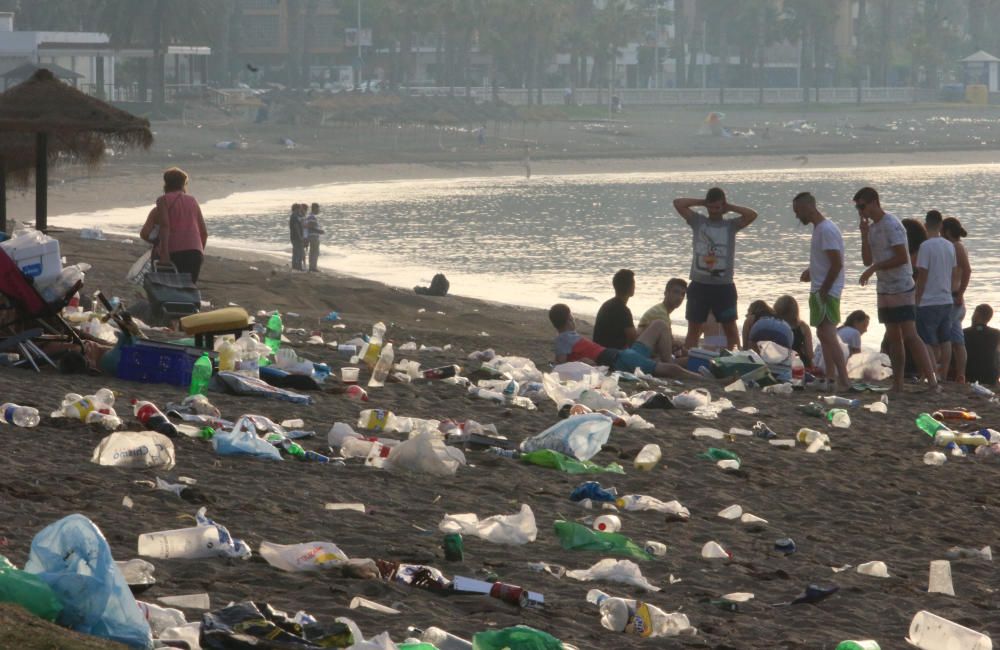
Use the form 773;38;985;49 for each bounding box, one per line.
53;163;1000;343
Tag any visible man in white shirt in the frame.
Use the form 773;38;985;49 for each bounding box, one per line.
916;210;959;379
794;192;850;390
856;186;938;391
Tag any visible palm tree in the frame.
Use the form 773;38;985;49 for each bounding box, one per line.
782;0;839;100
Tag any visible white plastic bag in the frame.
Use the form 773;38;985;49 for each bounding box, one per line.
91;431;176;470
566;558;660;592
847;350;893;381
438;504;537;545
386;432;466;476
671;388;711;410
519;413;612;461
258;541;348;571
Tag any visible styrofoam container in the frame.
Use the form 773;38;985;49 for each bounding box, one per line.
1;238;61;285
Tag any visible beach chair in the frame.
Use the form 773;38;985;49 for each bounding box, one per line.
0;248;83;371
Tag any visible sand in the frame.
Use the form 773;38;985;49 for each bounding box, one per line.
1;233;999;649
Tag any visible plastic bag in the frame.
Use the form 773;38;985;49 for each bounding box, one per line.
520;449;624;474
671;388;711;410
24;514;152;648
439;504;537;545
847;350;893;381
212;427;283;460
519;413;612;461
0;555;63;621
552;361;602;382
553;520;652;561
201;601;353;649
472;626;565;650
565;558;660;592
482;355;542;383
91;431;176;470
386;432;466;477
259;541;348;572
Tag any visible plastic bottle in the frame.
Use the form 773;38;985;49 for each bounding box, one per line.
634;443;662;471
593;514;622;532
502;379;519;401
361;322;386;368
586;589;692;637
616;495;690;519
836;642;880;650
408;626;473;650
916;413;949;438
924;451;947;466
827;408;851;428
821;396;861;408
357;408;404;433
0;403;40;427
796;428;825;444
264;311;283;354
422;365;459;380
217;338;238;372
799;402;828;418
933;408;980;421
762;383;794;394
468;385;505;403
189;353;212;395
791;353;805;384
51;388;115;420
131;399;179;437
234;332;261;378
367;342;394;388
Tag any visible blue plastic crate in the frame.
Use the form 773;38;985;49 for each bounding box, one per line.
117;341;197;386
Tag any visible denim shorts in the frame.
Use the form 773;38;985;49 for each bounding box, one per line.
917;304;953;345
614;341;658;374
950;304;966;345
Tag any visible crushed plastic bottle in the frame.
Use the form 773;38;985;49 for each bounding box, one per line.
368;342;395;388
616;495;690;520
51;388;115;421
633;443;662;471
0;403;40;427
586;589;693;637
820;395;861;408
836;642;880;650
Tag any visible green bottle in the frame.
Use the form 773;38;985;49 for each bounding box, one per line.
264;311;283;354
916;412;948;438
472;625;564;650
699;448;741;463
553;520;652;561
189;353;212;395
799;402;828;418
835;642;880;650
519;449;625;474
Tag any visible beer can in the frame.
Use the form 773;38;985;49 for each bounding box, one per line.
442;533;464;561
489;581;528;608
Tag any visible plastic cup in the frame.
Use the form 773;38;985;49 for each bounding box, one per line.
718;504;743;520
593;514;621;533
928;560;955;596
341;367;360;384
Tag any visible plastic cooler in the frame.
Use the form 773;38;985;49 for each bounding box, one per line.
0;238;61;286
686;348;719;372
117;340;199;386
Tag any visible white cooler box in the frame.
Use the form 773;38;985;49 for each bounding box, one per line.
0;237;62;286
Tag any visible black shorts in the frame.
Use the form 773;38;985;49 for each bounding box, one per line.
170;249;204;284
685;281;738;324
878;304;916;324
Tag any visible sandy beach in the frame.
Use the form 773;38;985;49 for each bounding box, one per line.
4;103;1000;648
1;231;999;649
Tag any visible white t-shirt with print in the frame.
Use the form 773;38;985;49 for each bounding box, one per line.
868;212;914;294
810;219;845;297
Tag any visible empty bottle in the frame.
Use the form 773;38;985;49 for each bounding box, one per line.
360;322;386;368
916;413;949;438
422;364;459;380
634;443;662;471
616;495;690;519
51;388;115;421
264;311;283;354
799;402;828;418
933;408;980;421
468;385;505;403
408;626;473;650
0;403;40;427
368;342;395;388
762;383;794;395
924;451;947;466
132;399;179;437
217;338;238;372
189;353;212;396
820;396;861;408
586;589;692;637
836;642;880;650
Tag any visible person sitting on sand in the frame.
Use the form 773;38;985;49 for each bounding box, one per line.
775;295;813;367
746;301;794;352
549;303;699;379
963;304;1000;386
637;277;687;358
838;310;869;356
593;269;637;350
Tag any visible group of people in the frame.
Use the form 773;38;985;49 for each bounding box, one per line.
289;203;325;272
550;185;1000;390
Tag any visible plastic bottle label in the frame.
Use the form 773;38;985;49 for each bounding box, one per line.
70;398;95;420
631;602;654;637
365;409;388;431
2;405;14;424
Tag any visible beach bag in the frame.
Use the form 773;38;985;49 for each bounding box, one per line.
126;249;152;287
143;261;200;323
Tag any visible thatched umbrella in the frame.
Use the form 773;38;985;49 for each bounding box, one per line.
0;68;153;233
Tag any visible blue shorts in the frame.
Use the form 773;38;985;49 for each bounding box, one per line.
950;304;966;345
614;341;658;374
685;281;738;324
917;304;953;345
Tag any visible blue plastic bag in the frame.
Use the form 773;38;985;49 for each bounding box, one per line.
24;514;152;649
519;413;612;461
212;428;283;460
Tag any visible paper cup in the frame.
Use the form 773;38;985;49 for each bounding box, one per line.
341;367;360;384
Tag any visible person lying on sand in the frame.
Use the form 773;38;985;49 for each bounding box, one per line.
549;303;701;379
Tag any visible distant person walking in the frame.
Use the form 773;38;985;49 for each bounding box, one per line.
793;192;849;390
147;167;208;283
855;186;938;391
943;216;971;382
289;203;305;271
915;210;959;379
673;187;758;350
304;202;325;272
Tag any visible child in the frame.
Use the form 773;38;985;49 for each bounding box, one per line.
549;303;700;379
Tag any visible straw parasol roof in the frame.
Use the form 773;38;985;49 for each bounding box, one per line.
0;68;154;230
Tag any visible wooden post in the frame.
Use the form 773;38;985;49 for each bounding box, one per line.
35;132;47;232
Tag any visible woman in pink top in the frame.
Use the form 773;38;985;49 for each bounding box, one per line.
142;167;208;283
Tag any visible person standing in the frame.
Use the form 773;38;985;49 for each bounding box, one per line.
963;304;1000;386
855;187;938;391
593;269;637;350
673;187;757;350
304;202;325;272
793;192;849;390
153;167;208;283
915;210;959;379
943;216;971;382
289;203;305;271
